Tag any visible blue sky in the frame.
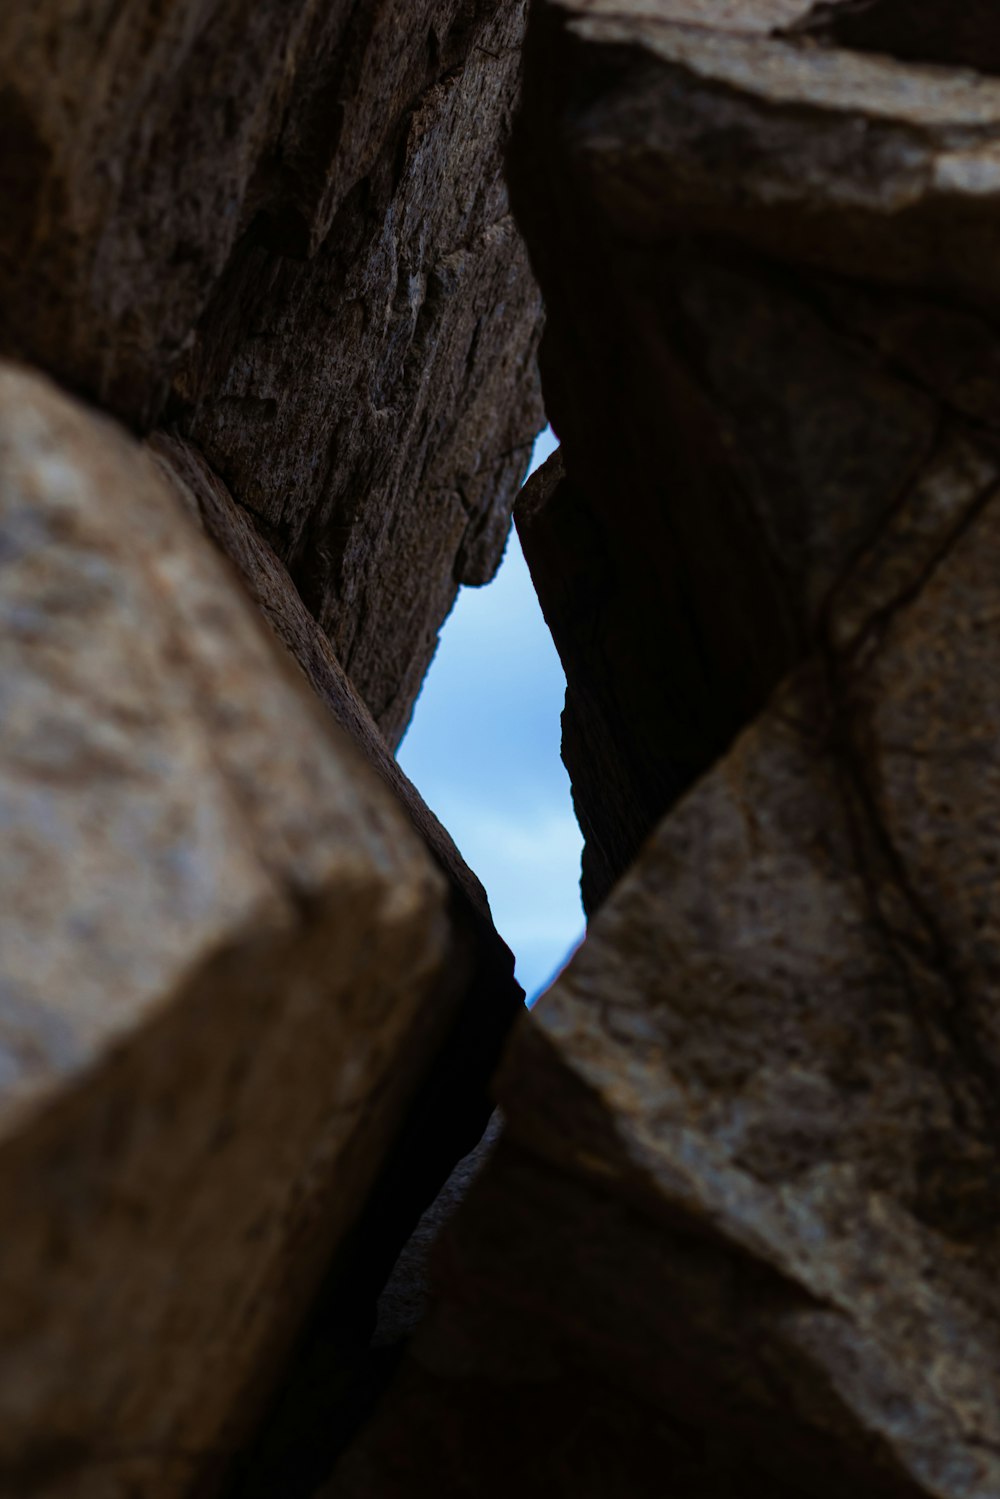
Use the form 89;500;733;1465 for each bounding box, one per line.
398;427;584;1001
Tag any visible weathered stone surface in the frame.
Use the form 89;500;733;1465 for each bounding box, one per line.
0;0;530;420
171;0;543;743
510;0;1000;908
0;0;544;743
145;431;524;1496
148;430;502;925
0;362;475;1499
329;449;1000;1496
319;11;1000;1494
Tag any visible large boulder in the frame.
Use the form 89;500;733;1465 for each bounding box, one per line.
147;430;525;1497
0;363;469;1499
511;0;1000;908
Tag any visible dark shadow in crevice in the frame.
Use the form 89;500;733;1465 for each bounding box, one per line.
791;0;1000;78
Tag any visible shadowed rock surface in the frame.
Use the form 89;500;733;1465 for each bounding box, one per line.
326;381;1000;1499
0;4;542;1490
511;0;1000;910
319;8;1000;1496
147;431;523;1498
7;2;1000;1497
0;0;543;742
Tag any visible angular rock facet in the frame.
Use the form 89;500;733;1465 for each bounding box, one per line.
324;10;1000;1495
511;0;1000;907
0;0;543;741
0;364;462;1499
331;469;1000;1494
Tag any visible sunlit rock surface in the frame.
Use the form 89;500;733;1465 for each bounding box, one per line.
0;364;472;1499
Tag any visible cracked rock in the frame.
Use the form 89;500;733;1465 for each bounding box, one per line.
0;0;543;742
319;8;1000;1495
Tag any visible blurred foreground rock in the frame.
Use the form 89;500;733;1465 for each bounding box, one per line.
0;363;478;1499
149;431;522;1499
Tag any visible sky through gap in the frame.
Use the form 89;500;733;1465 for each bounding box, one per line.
397;427;584;1002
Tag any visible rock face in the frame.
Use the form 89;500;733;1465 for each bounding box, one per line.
0;364;465;1499
0;0;543;741
149;429;506;933
0;3;541;1490
511;0;1000;909
330;369;1000;1499
321;7;1000;1496
11;2;1000;1497
147;432;523;1496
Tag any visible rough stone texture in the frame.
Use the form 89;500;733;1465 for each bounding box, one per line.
511;0;1000;909
0;363;470;1499
328;441;1000;1499
145;431;523;1497
171;0;543;744
148;430;503;927
321;9;1000;1495
0;0;544;744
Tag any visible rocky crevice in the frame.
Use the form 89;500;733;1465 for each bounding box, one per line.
6;3;1000;1498
319;7;1000;1496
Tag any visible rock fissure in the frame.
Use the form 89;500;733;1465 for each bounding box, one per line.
9;4;1000;1498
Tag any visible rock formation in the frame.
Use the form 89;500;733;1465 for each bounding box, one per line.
0;0;542;742
0;3;540;1495
320;5;1000;1496
0;363;459;1499
512;0;1000;911
7;1;1000;1497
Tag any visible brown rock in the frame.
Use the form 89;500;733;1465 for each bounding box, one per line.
321;11;1000;1494
0;362;472;1499
510;0;1000;907
148;429;500;925
171;1;543;742
329;460;1000;1496
144;431;524;1497
0;0;544;742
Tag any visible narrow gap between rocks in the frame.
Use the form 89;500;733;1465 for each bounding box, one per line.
398;425;584;1004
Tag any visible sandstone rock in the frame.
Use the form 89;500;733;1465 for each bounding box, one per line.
510;0;1000;907
0;0;544;742
0;362;473;1499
